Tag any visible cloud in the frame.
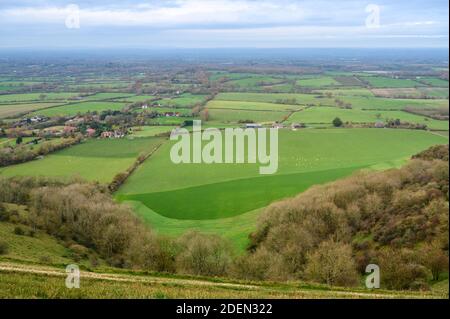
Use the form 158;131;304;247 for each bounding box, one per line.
0;0;447;48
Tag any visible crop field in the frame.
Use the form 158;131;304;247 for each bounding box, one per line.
0;137;165;183
206;100;302;111
31;101;128;117
116;129;447;249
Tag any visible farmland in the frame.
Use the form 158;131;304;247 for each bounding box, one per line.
116;129;447;249
0;57;448;297
0;137;165;183
30;101;129;117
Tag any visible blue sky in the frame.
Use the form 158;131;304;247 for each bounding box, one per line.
0;0;448;49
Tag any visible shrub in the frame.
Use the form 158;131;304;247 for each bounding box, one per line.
175;232;233;277
304;240;359;287
0;240;9;255
13;226;25;236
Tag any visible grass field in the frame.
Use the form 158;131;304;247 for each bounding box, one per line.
208;108;290;123
159;94;208;108
206;100;302;111
360;76;423;88
297;76;340;87
31;101;128;117
0;137;165;183
2;262;445;299
0;102;64;118
116;129;447;249
287;107;449;130
0;93;80;103
417;77;449;87
130;126;178;137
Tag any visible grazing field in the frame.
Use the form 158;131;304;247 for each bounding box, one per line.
206;100;302;111
83;92;135;101
208;108;290;123
0;93;80;103
0;137;165;183
215;92;335;106
359;76;423;88
339;96;449;110
115;95;156;102
417;77;449;87
297;76;340;87
226;76;285;88
0;102;64;118
130;126;177;137
315;88;374;97
116;129;447;249
31;101;128;117
158;94;208;107
287;107;449;130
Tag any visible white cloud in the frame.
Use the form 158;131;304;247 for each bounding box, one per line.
0;0;306;27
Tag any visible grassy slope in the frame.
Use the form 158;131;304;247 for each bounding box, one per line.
0;137;165;183
1;262;445;299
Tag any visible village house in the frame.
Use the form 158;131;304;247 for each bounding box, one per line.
101;131;114;138
65;117;85;126
142;104;149;110
85;128;96;137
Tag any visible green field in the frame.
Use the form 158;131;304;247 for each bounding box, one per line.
286;107;449;130
215;92;334;106
297;76;340;87
0;137;165;183
159;94;208;108
0;93;80;103
116;129;447;249
360;76;423;88
208;108;290;123
31;101;128;117
130;126;178;137
206;100;302;111
417;77;449;87
0;102;64;118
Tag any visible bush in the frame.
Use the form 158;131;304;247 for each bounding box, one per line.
304;240;359;287
332;117;343;127
175;232;233;277
13;226;25;236
0;240;9;255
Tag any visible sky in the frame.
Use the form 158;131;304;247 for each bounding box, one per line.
0;0;448;49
